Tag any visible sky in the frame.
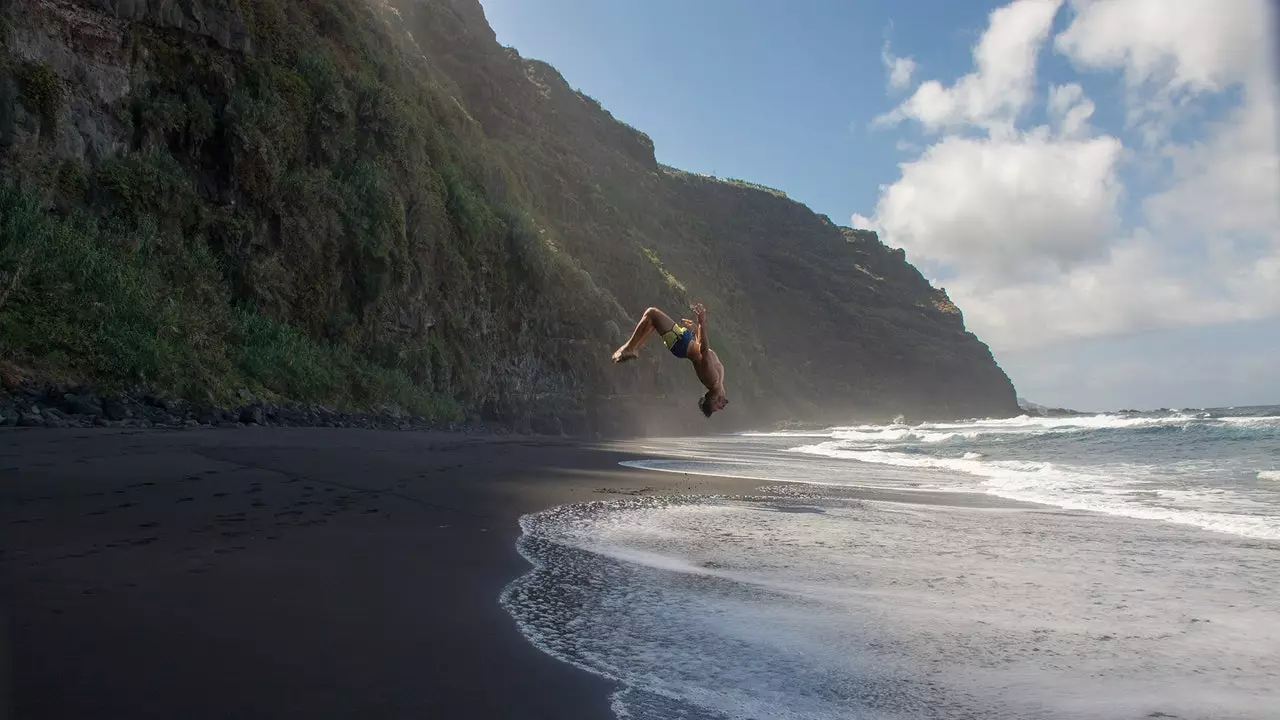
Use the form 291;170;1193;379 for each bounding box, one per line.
478;0;1280;412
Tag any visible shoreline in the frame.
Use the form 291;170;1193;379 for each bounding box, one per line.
0;427;785;719
0;427;1059;719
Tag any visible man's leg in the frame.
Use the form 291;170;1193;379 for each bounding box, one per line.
612;307;676;362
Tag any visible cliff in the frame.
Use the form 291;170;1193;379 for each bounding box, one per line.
0;0;1020;434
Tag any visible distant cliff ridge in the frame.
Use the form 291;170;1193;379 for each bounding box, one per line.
0;0;1020;434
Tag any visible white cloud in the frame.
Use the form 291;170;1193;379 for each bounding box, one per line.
857;0;1280;353
1001;318;1280;410
1046;83;1095;137
865;132;1123;281
1144;85;1279;251
881;43;917;91
1055;0;1269;92
876;0;1064;134
942;232;1273;349
1055;0;1275;145
1055;0;1280;333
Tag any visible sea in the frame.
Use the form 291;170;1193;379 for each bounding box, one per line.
501;406;1280;720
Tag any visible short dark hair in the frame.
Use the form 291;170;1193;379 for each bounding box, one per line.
699;392;721;418
698;394;713;418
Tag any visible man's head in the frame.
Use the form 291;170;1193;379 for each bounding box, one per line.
698;390;728;418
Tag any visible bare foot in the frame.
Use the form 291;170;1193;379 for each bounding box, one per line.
612;347;638;363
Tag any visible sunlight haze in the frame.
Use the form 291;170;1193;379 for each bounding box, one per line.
480;0;1280;411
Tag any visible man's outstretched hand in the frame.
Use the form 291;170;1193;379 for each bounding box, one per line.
692;302;707;320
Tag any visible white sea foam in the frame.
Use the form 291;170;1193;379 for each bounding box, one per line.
501;496;1280;720
617;458;948;493
790;442;1280;540
811;412;1238;443
1221;416;1280;425
1260;471;1280;482
743;413;1273;449
738;431;834;438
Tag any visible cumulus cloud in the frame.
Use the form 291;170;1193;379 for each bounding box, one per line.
1046;83;1095;137
1056;0;1275;145
1055;0;1269;92
875;0;1064;133
856;0;1280;352
941;233;1272;349
881;43;917;91
857;132;1123;281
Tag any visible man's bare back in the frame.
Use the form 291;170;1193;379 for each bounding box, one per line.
611;302;729;418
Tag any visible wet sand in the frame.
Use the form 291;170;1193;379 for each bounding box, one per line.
0;428;1026;719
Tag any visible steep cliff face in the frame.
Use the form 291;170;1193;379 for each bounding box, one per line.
0;0;1019;434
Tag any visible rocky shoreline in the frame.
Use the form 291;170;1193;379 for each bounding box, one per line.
0;382;504;434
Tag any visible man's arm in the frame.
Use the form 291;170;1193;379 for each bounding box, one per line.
693;303;708;349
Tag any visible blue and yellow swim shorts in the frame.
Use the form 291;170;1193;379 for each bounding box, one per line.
662;325;693;359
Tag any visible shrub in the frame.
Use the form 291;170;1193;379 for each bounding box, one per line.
18;61;62;131
93;151;197;227
0;186;228;394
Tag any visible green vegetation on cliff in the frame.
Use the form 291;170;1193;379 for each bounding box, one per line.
0;0;1018;432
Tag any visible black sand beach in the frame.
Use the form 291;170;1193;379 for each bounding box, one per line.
1;428;1045;719
0;428;748;719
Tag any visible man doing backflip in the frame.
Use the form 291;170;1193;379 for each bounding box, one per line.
612;302;728;418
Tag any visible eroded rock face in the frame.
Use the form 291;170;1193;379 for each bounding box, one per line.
384;0;1020;425
0;0;1019;434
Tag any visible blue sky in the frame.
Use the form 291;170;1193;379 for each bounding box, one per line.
478;0;982;223
479;0;1279;411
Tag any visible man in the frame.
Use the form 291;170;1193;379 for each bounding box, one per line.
611;302;729;418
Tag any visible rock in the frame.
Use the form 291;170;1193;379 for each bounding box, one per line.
530;413;563;436
18;412;43;427
102;397;130;421
239;405;264;425
0;369;22;391
62;392;102;417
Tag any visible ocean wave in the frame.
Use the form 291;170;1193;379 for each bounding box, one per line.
789;442;1280;540
826;414;1220;444
738;431;835;438
1221;415;1280;425
1260;471;1280;482
747;413;1278;446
